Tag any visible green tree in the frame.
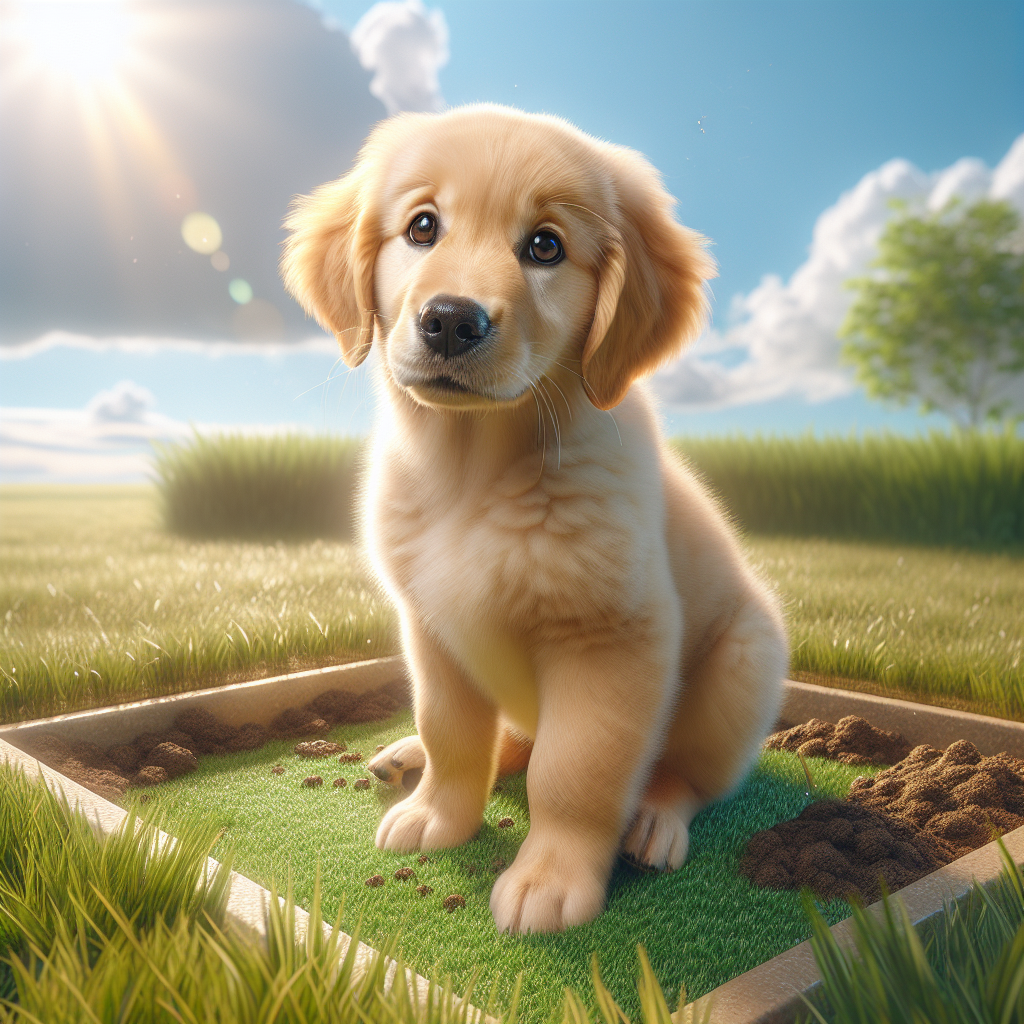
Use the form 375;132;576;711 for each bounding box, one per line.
841;199;1024;427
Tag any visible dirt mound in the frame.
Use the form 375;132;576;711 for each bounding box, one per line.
16;680;408;803
744;729;1024;903
739;799;953;903
848;740;1024;858
146;742;198;780
765;715;912;766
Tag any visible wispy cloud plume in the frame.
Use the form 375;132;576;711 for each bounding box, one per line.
654;134;1024;411
350;0;448;114
0;331;340;361
1;381;318;483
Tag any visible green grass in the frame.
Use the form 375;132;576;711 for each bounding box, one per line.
153;432;363;540
127;709;881;1022
673;431;1024;548
5;485;1022;726
801;841;1024;1023
746;536;1024;721
0;761;230;1004
0;763;512;1024
0;486;397;724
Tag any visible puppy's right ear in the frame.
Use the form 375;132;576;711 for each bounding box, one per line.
281;166;378;367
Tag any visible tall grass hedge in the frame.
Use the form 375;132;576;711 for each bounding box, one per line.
673;431;1024;548
153;430;1024;548
154;432;362;540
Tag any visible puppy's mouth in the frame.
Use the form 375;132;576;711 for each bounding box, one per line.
418;375;475;394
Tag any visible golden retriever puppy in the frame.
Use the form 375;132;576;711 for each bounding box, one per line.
281;105;787;935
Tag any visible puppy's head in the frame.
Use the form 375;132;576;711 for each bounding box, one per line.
282;105;715;411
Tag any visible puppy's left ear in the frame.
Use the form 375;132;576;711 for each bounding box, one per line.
581;148;716;410
281;164;379;368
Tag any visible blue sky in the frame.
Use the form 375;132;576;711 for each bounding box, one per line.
1;0;1023;479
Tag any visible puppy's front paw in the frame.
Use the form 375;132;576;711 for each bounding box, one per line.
489;838;607;934
375;790;481;853
367;735;426;790
621;805;690;871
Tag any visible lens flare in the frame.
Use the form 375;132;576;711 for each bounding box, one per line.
229;278;253;304
210;251;230;272
181;212;222;255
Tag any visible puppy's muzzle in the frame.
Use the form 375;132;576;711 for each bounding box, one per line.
418;295;491;358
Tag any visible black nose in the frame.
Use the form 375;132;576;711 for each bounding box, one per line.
418;295;492;358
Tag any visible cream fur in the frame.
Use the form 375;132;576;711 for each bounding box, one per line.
281;105;788;935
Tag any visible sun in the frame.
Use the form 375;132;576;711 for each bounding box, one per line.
7;0;138;89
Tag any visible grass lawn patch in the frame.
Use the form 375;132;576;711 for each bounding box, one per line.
5;484;1023;722
0;485;396;724
746;536;1024;721
130;709;881;1022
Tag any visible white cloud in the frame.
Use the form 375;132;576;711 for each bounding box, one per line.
0;331;339;360
350;0;448;114
654;134;1024;411
1;384;318;483
85;381;157;424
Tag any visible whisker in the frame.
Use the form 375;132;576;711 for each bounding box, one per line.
537;378;562;470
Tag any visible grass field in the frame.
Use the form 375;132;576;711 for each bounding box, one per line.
0;486;397;724
3;486;1023;724
126;708;877;1021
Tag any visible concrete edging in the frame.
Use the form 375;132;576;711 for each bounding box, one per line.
2;664;1023;1024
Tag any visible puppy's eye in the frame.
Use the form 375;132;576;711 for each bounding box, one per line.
408;213;437;246
528;230;563;265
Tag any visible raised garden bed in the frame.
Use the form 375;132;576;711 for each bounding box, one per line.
2;657;1023;1023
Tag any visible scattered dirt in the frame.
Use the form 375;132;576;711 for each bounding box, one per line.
302;776;323;788
765;715;912;767
272;765;285;775
353;778;371;790
375;745;386;753
394;867;415;881
15;681;406;803
443;894;465;911
339;751;363;763
745;723;1024;904
333;777;347;788
498;817;514;829
416;885;433;896
848;740;1024;858
295;739;346;758
417;855;429;865
365;874;385;888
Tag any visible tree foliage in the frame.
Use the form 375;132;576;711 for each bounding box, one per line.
841;199;1024;427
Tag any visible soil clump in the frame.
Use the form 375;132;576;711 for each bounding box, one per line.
765;715;912;766
739;800;952;903
745;728;1024;904
848;740;1024;857
16;681;406;802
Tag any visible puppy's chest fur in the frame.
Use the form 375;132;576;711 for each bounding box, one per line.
368;448;669;731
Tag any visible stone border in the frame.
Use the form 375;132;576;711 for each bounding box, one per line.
3;665;1023;1024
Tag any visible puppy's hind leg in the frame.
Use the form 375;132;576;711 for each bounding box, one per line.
655;594;787;843
368;721;533;791
621;769;701;872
